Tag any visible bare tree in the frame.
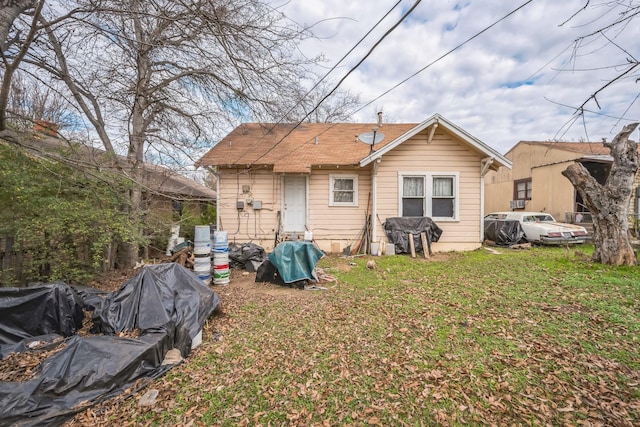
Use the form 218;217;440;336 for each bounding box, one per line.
19;0;319;266
0;0;35;52
292;78;361;123
0;0;43;130
561;1;639;114
557;2;640;265
562;123;639;265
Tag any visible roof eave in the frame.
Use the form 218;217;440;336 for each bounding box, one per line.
359;113;512;170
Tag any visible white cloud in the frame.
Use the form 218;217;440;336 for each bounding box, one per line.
276;0;640;154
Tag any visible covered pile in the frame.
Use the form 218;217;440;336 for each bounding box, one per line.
0;263;220;427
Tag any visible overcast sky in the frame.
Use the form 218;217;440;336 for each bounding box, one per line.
276;0;639;155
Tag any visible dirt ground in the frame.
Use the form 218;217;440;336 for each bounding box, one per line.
89;262;332;299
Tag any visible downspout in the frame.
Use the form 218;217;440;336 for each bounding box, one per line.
215;170;221;231
372;159;380;245
480;175;485;242
479;158;494;242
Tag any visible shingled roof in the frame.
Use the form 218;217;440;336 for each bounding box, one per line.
196;122;417;173
4;131;215;200
197;114;512;173
510;140;624;156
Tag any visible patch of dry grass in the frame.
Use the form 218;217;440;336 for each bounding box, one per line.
67;247;640;426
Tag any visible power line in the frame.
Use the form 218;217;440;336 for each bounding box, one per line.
352;0;535;117
265;0;544;166
250;1;537;166
245;0;422;166
274;0;404;126
230;0;535;168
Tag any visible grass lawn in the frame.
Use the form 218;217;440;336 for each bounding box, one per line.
73;246;640;426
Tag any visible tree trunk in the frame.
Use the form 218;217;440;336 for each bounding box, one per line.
120;2;151;268
562;122;639;265
0;0;40;131
0;0;34;52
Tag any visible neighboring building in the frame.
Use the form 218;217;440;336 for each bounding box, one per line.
196;113;511;253
484;140;640;228
23;133;217;223
14;132;216;249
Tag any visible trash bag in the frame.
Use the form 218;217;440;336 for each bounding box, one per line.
229;242;267;271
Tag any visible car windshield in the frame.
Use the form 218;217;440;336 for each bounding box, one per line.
523;214;554;223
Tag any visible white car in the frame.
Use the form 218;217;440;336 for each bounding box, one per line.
485;211;591;245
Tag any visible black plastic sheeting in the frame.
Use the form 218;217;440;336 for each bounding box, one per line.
0;263;220;427
383;217;443;255
229;242;267;272
0;283;83;347
255;260;286;286
483;219;526;246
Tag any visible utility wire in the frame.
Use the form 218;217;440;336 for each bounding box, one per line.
245;0;422;166
229;0;406;166
352;0;535;117
261;0;537;165
230;0;534;168
274;0;404;127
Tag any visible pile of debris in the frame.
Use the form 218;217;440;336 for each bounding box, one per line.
0;263;220;426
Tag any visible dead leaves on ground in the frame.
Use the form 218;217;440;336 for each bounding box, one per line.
62;258;640;426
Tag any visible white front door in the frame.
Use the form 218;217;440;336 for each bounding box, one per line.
283;176;307;232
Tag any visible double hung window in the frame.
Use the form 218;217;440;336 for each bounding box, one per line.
329;175;358;206
399;173;458;220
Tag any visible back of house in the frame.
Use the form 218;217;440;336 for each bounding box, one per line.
197;114;510;253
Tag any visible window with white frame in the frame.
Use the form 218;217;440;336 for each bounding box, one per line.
432;176;455;217
402;176;425;216
329;175;358;206
399;172;458;220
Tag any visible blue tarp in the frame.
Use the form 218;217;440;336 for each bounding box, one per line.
268;241;324;283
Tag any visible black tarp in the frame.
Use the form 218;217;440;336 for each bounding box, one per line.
383;217;443;255
0;263;220;427
483;219;526;246
228;242;267;271
255;260;286;286
0;283;83;347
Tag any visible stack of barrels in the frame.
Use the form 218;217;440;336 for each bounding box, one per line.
212;230;230;285
193;225;212;285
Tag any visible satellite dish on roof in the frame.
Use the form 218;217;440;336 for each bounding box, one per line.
357;130;384;145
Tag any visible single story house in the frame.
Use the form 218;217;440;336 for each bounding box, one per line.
196;113;510;254
484;140;640;228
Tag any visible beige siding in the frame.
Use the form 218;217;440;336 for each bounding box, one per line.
485;143;586;216
217;131;491;253
217;167;282;250
308;168;372;253
531;162;577;220
375;130;483;252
